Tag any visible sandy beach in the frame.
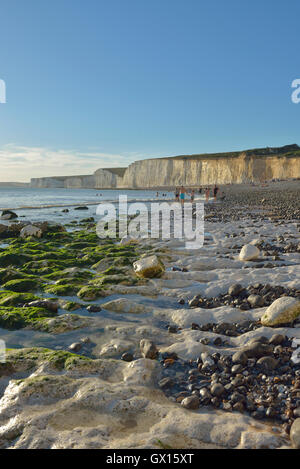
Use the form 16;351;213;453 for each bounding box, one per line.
0;180;299;449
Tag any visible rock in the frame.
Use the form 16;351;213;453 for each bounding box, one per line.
290;418;300;449
228;284;243;296
232;351;248;365
211;383;225;397
261;297;300;326
20;225;43;239
269;334;286;346
242;342;273;358
133;255;165;279
68;342;82;352
140;339;158;359
256;356;278;371
121;352;134;362
181;395;200;410
188;297;199;307
1;210;18;220
247;294;264;308
74;206;89;210
159;377;174;390
119;236;139;246
86;304;102;313
102;298;149;314
239;244;260;261
27;300;58;313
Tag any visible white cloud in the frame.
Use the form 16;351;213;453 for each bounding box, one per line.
0;144;138;182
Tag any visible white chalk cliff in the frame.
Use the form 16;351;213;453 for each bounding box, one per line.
30;144;300;189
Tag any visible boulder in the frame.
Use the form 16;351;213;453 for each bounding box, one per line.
239;244;260;261
1;210;18;220
261;297;300;326
133;255;165;278
20;225;43;239
290;418;300;449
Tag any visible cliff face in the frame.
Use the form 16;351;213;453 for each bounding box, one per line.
119;153;300;188
30;168;126;189
30;145;300;189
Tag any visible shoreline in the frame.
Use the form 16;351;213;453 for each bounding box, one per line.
0;182;299;449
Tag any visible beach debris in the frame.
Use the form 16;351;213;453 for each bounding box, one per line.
239;244;260;261
133;255;165;278
20;225;43;238
74;206;89;210
140;339;158;359
261;297;300;326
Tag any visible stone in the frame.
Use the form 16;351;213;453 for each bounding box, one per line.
181;395;200;410
140;339;158;359
86;305;102;313
121;352;134;362
247;294;264;308
133;255;165;279
290;418;300;449
269;334;286;346
232;351;248;365
210;383;225;397
68;342;82;352
119;236;139;245
1;210;18;220
242;342;273;358
159;377;174;390
20;225;43;239
256;356;278;371
27;300;58;313
261;297;300;326
228;284;243;296
239;244;260;261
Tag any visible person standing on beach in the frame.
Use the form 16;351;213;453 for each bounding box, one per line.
175;187;179;202
179;185;186;205
190;189;195;202
213;184;219;201
205;187;210;202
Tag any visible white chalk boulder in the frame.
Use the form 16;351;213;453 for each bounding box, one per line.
239;244;260;261
261;297;300;326
133;255;165;278
20;225;43;239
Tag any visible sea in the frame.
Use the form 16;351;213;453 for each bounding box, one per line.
0;187;185;223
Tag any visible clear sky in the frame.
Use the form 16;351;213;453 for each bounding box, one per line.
0;0;299;181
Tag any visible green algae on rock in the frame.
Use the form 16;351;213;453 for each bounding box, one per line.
0;306;57;330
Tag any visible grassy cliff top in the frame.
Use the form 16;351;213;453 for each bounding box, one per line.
154;144;300;161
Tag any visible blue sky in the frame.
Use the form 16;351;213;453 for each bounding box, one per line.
0;0;299;181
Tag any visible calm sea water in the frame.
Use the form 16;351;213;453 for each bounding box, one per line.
0;187;180;223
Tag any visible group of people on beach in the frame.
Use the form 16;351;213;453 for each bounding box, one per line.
174;184;221;204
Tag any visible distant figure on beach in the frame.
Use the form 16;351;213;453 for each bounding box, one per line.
190;189;195;202
175;187;179;201
179;185;186;205
156;192;159;197
213;184;219;201
205;187;210;202
198;187;202;194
